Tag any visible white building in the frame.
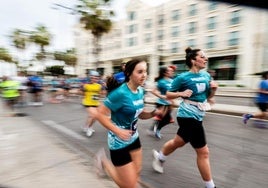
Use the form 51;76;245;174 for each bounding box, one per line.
74;0;268;88
0;61;17;77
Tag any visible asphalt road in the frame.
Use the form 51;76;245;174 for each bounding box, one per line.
18;97;268;188
215;96;255;107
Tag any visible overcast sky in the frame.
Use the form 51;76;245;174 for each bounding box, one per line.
0;0;166;61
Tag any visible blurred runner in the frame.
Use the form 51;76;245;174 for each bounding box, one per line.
81;70;102;137
0;76;20;116
27;73;43;106
48;77;63;104
147;65;175;139
12;72;28;107
90;59;163;188
152;47;218;188
243;71;268;124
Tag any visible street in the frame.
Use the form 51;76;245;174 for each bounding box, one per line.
16;95;268;188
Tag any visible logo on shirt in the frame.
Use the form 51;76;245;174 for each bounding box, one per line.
133;99;143;106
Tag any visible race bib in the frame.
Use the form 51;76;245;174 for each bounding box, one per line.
131;119;138;135
197;102;211;111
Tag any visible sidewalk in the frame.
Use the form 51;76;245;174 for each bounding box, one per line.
0;100;117;188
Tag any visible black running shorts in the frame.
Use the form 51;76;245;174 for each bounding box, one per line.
110;137;141;166
176;117;207;148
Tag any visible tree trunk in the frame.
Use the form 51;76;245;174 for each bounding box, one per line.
93;36;101;70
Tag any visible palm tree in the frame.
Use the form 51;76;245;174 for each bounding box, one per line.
10;28;30;70
0;47;13;62
29;24;52;60
54;48;78;67
11;29;28;50
76;0;114;69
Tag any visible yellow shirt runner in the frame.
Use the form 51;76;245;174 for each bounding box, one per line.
82;83;102;106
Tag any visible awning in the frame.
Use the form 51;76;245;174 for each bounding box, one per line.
252;71;268;75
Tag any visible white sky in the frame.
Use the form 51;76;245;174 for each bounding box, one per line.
0;0;166;61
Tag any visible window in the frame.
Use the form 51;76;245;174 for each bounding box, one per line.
207;16;217;30
144;33;152;43
171;42;179;53
158;14;165;25
206;35;216;49
188;22;197;34
189;4;197;16
128;24;138;34
188;39;196;48
157;30;164;40
126;37;137;47
208;2;218;11
230;10;241;25
171;26;179;37
172;60;188;74
171;10;180;21
228;31;239;46
128;11;136;21
144;19;152;29
208;56;237;80
157;44;164;52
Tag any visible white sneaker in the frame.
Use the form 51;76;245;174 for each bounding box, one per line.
155;130;162;139
152;149;164;173
94;148;107;177
86;127;95;137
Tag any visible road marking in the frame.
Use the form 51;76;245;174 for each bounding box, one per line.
42;120;87;141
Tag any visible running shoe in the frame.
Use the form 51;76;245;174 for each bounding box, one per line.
94;148;107;177
243;113;252;124
152;149;164;173
155;130;162;139
147;121;158;137
86;127;95;137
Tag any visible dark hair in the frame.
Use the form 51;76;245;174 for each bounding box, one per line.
155;66;168;82
106;58;146;93
105;75;121;93
185;47;201;68
261;71;268;79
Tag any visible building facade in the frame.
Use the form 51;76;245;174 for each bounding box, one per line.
74;0;268;88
